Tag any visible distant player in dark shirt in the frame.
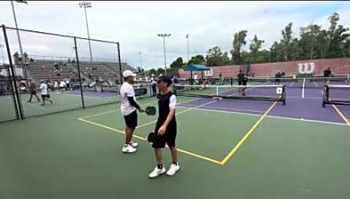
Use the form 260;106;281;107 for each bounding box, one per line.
237;70;247;96
27;79;41;102
323;67;332;85
275;71;282;85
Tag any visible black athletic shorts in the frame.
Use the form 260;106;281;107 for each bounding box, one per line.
152;122;177;148
123;110;137;128
30;90;37;95
238;80;247;86
41;94;50;99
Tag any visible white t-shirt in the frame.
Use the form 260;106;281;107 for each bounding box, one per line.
151;77;157;85
120;82;137;116
40;83;48;95
169;95;176;110
60;81;66;88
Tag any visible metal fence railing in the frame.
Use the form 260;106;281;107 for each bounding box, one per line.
0;25;152;122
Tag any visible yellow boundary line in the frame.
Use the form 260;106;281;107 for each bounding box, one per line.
78;96;278;166
80;97;203;119
332;105;350;129
220;101;278;165
78;117;223;165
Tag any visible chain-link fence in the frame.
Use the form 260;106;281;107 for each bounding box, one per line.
0;25;153;122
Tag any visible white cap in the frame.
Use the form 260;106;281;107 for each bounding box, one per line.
123;70;136;77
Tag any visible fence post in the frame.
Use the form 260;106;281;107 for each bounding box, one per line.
117;42;123;84
73;37;85;109
2;24;23;120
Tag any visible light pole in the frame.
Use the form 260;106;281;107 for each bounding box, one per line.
157;33;171;75
0;44;5;65
79;1;93;62
186;34;189;63
10;0;28;80
139;51;142;69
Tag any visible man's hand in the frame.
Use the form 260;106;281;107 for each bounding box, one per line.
158;125;166;135
138;108;145;113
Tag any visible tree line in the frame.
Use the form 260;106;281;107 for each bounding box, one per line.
146;12;349;77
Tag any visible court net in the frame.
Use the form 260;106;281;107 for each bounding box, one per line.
173;84;286;104
183;75;350;88
323;85;350;107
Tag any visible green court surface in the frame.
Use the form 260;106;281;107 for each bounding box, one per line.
0;91;119;121
1;96;350;199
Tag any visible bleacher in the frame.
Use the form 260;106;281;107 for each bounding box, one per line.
25;59;136;84
26;60;75;82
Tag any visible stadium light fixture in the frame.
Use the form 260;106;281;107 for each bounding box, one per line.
186;34;189;64
157;33;171;75
79;1;93;62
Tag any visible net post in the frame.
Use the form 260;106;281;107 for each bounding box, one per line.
282;85;286;105
322;85;329;108
117;42;123;84
2;24;23;120
216;86;219;96
73;37;85;109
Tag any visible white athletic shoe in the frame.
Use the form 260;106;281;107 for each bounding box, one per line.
122;144;137;153
129;141;138;148
166;163;180;176
149;166;166;178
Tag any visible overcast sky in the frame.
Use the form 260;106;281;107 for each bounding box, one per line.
0;1;349;69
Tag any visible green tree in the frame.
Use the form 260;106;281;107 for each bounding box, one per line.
299;24;322;59
157;68;165;75
13;52;19;63
206;46;225;66
170;57;184;68
23;52;28;60
149;68;157;76
249;34;264;63
231;30;248;64
188;55;205;65
270;42;283;62
222;52;231;65
281;23;293;61
256;50;270;63
327;13;349;58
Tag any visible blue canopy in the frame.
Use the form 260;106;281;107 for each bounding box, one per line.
184;64;210;71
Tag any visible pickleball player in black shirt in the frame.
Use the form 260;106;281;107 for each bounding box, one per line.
149;76;179;178
323;67;332;85
237;70;247;96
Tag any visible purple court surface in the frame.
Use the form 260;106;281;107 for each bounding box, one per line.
178;85;350;125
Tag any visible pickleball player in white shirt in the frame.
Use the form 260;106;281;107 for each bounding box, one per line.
120;70;145;153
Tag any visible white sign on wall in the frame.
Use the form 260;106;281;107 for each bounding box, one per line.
204;69;213;76
298;62;315;74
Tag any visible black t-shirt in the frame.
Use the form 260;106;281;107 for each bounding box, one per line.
324;69;331;77
237;73;245;82
157;91;176;127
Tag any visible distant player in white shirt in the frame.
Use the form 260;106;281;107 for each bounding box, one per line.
59;80;66;93
40;80;54;106
120;70;145;153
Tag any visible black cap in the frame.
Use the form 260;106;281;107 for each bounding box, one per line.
157;75;172;86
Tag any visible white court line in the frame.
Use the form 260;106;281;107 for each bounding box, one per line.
302;78;305;98
287;96;321;100
179;105;347;127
